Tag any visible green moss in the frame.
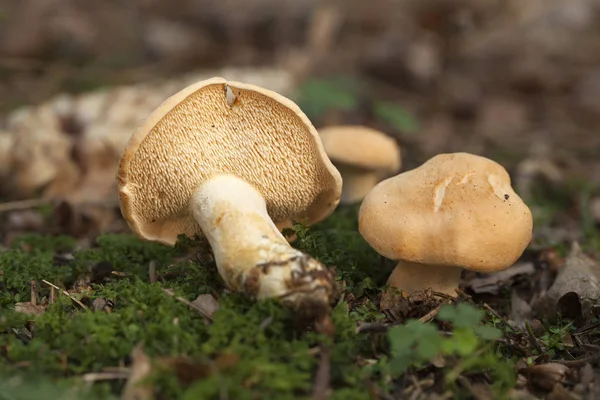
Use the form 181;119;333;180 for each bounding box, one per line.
0;206;516;398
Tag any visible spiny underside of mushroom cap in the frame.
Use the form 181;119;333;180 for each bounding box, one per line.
118;78;342;245
319;125;401;172
358;152;533;272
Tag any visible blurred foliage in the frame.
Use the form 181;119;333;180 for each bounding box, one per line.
294;75;418;135
372;101;419;134
294;75;362;120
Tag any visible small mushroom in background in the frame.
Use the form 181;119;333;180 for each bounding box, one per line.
319;125;401;205
117;77;343;317
358;152;533;297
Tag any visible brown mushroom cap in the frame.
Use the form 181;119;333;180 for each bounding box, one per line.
359;152;533;272
118;77;342;245
319;125;401;173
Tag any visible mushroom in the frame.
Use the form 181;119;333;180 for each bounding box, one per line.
319;125;401;204
358;152;533;297
117;77;343;315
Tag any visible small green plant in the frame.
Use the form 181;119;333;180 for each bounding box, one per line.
372;101;419;134
294;75;362;120
377;303;514;396
538;321;575;358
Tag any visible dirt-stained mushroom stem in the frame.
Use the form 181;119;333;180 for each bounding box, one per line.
191;174;337;312
387;261;463;296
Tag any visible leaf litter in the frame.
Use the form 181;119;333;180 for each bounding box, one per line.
1;1;600;398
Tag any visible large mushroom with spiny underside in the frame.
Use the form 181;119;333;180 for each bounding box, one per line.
117;77;343;318
358;152;533;297
319;125;401;205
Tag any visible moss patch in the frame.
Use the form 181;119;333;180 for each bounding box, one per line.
0;205;532;399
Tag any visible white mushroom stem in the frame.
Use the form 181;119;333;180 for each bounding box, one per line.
387;261;463;297
337;164;379;205
191;174;336;311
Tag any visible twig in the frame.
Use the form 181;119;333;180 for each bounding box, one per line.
418;303;448;323
525;321;543;354
312;345;332;400
0;198;49;213
42;279;89;311
482;303;504;321
356;322;391;334
454;288;472;300
0;56;47;70
160;288;213;322
430;291;459;301
82;371;130;383
551;351;600;367
30;280;38;306
149;261;157;284
312;313;334;400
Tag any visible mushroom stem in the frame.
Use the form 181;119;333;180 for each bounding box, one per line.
387;260;463;297
191;174;337;313
337;165;379;204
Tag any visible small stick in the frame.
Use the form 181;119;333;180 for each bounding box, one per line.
551;351;600;367
42;279;89;311
149;261;157;284
482;303;504;321
356;322;391;334
82;371;130;383
418;302;449;323
312;313;334;400
0;198;49;213
49;286;57;304
30;280;38;306
525;321;543;354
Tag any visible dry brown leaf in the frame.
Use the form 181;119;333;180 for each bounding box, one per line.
464;262;535;295
509;291;533;329
121;344;154;400
533;242;600;324
14;302;47;315
548;384;582;400
160;352;240;387
190;294;220;319
520;362;571;392
506;388;538;400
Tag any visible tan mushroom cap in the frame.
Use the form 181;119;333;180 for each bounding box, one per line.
118;77;342;245
319;125;401;173
359;152;533;272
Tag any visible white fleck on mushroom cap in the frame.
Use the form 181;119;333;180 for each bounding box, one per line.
319;125;401;173
118;77;342;245
358;152;533;272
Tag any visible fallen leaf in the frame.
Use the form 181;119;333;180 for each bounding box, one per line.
533;243;600;324
519;363;571;392
464;262;535;295
190;294;220;319
14;302;46;315
121;345;154;400
548;384;581;400
509;291;533;329
160;352;240;387
506;388;538;400
92;298;114;312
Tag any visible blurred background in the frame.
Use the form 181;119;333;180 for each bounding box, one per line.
1;0;600;246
